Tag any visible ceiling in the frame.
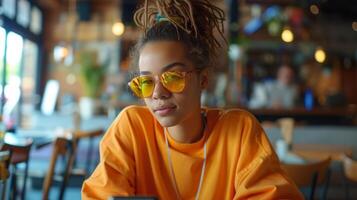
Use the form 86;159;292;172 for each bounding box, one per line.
36;0;356;22
319;0;357;21
244;0;356;20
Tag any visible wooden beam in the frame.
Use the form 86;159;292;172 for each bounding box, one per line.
245;0;298;6
36;0;63;10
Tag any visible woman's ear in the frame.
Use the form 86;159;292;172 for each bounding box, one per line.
200;69;209;90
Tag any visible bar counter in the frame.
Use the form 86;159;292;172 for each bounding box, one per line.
245;106;357;125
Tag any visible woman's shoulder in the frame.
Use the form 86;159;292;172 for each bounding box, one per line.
116;105;153;122
210;108;257;122
107;105;156;139
206;107;260;131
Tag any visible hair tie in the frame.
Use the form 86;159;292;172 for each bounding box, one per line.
156;13;169;22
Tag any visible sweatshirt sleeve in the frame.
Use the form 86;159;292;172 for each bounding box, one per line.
82;108;136;200
233;113;304;200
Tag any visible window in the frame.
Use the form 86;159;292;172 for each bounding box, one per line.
2;0;16;19
17;0;31;28
22;39;38;113
30;6;42;34
0;0;43;129
3;32;23;122
0;27;5;86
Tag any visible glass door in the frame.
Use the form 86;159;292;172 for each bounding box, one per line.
21;39;39;123
3;31;23;128
0;0;43;130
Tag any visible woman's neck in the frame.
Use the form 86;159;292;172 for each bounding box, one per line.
167;111;204;143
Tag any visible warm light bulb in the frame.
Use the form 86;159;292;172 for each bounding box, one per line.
281;28;294;43
54;45;69;62
62;47;69;58
66;73;76;85
112;22;125;36
352;21;357;32
314;48;326;63
310;5;319;15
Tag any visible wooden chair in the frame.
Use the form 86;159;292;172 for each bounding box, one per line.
1;139;33;200
42;137;72;200
341;154;357;200
74;129;104;175
42;129;104;200
0;151;11;200
281;157;331;200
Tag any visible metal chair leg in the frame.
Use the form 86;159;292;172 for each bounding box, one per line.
321;169;331;200
343;175;349;200
1;180;7;200
21;159;30;200
308;172;318;200
10;166;17;200
59;141;76;200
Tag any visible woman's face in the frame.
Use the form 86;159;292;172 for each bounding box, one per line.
138;41;204;127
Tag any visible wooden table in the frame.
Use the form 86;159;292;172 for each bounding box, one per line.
292;143;353;161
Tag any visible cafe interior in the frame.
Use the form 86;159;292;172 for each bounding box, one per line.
0;0;356;199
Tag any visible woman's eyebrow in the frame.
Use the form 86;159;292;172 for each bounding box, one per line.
140;62;187;75
161;62;187;71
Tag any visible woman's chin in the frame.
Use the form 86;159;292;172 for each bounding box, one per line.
155;115;180;128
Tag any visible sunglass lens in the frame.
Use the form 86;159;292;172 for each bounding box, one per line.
129;77;143;98
140;76;154;97
162;71;185;92
129;76;154;98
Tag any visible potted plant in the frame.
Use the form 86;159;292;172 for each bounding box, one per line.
78;50;107;119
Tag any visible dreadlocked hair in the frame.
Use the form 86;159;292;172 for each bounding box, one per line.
131;0;226;70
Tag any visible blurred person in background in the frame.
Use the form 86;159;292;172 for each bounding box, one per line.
249;64;299;109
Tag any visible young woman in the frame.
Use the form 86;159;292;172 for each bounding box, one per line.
82;0;303;199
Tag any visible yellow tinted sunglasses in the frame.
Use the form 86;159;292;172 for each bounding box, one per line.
128;69;199;98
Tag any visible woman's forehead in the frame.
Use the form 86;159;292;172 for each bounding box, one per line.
138;41;191;72
139;62;188;75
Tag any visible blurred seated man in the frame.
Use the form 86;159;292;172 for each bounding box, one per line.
249;64;298;109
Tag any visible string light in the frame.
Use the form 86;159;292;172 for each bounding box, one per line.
66;73;77;85
310;5;319;15
112;22;125;36
281;28;294;43
314;47;326;63
352;21;357;32
53;45;69;62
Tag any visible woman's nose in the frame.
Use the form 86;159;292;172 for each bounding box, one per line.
151;79;171;99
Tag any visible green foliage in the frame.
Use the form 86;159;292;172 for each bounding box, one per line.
78;51;107;98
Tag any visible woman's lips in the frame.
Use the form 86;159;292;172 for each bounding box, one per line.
154;106;176;116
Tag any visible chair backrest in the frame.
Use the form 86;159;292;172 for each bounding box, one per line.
73;129;104;140
281;157;331;200
1;140;33;200
42;137;72;200
1;141;33;164
42;129;104;200
72;129;104;176
342;154;357;182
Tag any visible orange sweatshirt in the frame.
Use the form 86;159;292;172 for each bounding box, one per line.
82;105;303;200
